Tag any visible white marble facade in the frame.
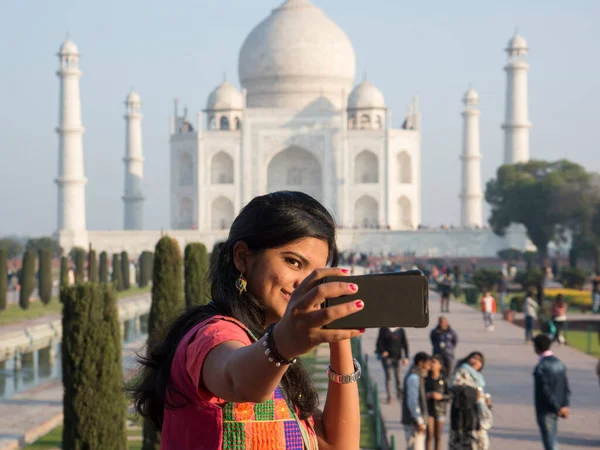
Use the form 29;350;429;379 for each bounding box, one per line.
169;0;421;232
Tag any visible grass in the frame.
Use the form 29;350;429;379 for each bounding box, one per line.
564;330;600;357
0;285;150;326
24;426;62;449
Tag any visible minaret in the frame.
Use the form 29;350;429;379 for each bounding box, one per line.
123;90;145;230
460;87;483;228
55;39;87;232
502;31;531;164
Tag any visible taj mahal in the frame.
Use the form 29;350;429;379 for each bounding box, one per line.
55;0;532;257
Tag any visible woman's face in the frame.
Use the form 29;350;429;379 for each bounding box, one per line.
469;355;483;372
432;358;442;373
239;237;330;325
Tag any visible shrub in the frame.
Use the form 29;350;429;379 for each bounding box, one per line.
559;267;587;290
88;249;98;283
111;254;123;291
121;251;131;290
497;248;523;262
471;268;501;292
515;268;544;290
38;249;53;305
138;251;152;288
510;295;524;312
61;283;127;450
184;243;210;308
0;249;7;312
60;256;69;287
463;286;479;305
73;248;86;283
99;251;109;283
19;250;36;309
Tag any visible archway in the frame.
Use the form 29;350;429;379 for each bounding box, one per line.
267;146;322;202
180;197;193;229
398;196;412;229
211;197;234;230
179;152;194;186
397;151;412;184
354;195;378;228
211;151;234;184
354;150;378;184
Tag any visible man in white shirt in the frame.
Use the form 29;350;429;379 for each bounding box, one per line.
524;290;538;342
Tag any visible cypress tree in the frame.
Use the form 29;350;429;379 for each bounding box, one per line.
19;250;36;309
143;236;183;449
38;249;53;305
121;251;130;290
138;251;149;288
184;243;209;308
146;251;154;283
60;256;69;287
0;249;7;312
99;251;109;283
61;283;127;450
88;249;98;283
73;249;86;283
111;254;123;291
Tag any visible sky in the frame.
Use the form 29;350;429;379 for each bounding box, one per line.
1;0;599;236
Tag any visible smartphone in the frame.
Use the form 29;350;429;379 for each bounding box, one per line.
321;270;429;329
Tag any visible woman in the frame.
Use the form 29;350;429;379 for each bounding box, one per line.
131;191;364;449
425;355;449;450
448;352;492;450
551;294;567;344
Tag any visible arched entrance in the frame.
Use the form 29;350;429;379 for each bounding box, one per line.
267;146;322;201
211;197;234;230
354;195;378;228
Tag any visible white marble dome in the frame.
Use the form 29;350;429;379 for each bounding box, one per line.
463;87;479;104
126;90;141;104
59;39;79;56
206;81;243;110
348;80;385;109
507;32;527;51
238;0;356;109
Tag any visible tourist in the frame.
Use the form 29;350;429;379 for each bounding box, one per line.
523;289;539;342
425;355;449;450
131;191;364;449
551;294;567;344
439;274;452;313
449;351;493;450
430;316;458;375
532;334;571;450
376;326;410;404
592;274;600;314
480;291;496;331
402;352;432;450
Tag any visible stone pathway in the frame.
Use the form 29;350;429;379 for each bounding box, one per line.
361;291;600;449
0;336;147;450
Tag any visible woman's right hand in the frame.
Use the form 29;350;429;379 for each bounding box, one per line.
273;268;365;360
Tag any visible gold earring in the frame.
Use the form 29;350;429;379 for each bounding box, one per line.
235;272;247;295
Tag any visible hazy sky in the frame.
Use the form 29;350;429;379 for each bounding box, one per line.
1;0;599;236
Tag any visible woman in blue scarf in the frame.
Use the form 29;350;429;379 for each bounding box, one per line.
448;352;493;450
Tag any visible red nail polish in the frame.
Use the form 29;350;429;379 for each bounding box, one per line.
341;268;349;274
360;328;366;334
355;300;364;308
349;283;358;291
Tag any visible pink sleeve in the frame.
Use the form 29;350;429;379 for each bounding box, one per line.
185;318;253;403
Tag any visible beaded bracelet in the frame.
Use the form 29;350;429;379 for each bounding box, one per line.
263;323;297;367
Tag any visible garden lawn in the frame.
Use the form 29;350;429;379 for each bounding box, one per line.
564;330;600;357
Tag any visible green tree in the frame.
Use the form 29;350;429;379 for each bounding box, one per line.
38;249;53;305
99;251;109;283
138;251;152;288
88;249;98;283
26;236;62;258
73;248;86;283
60;256;69;288
497;248;523;262
0;237;24;259
471;268;501;293
486;160;590;265
121;251;131;290
61;283;127;450
143;236;183;449
111;254;123;291
19;250;36;309
0;249;7;312
184;243;210;308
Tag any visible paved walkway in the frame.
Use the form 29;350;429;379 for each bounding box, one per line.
361;292;600;449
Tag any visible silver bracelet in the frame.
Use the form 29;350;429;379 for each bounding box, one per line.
327;358;362;384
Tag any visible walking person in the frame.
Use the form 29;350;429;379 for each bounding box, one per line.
449;352;493;450
130;191;364;449
551;295;567;345
439;274;452;313
425;355;449;450
480;291;496;331
430;316;458;375
376;326;409;404
533;334;571;450
524;289;538;342
402;352;432;450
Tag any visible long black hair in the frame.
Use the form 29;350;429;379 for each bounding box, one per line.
453;351;485;373
130;191;339;429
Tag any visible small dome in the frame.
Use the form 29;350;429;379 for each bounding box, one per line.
126;90;141;104
348;80;385;109
206;81;243;110
507;32;527;51
463;87;479;104
59;39;79;56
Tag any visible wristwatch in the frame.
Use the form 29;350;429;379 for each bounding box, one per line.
327;358;362;384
